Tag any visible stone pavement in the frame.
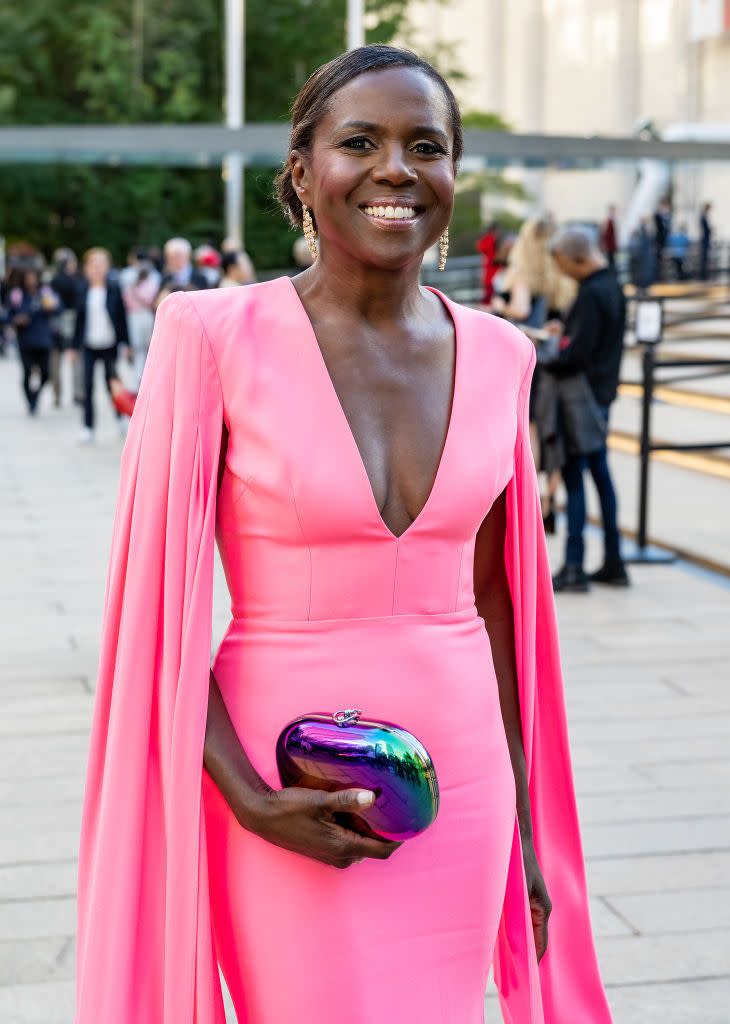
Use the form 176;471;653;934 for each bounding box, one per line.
1;351;729;1023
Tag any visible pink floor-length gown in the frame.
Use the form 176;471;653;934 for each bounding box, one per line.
74;277;613;1023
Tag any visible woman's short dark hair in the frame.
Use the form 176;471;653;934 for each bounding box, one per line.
274;44;463;229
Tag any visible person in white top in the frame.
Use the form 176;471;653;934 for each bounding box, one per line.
69;248;129;444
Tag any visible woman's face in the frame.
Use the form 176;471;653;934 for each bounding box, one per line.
292;67;456;271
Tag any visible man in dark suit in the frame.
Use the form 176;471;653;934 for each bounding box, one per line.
155;237;209;308
70;247;129;444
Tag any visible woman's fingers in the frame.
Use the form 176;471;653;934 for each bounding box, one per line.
529;883;552;961
320;787;376;812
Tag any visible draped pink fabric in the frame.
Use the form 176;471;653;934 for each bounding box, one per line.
74;293;226;1023
74;281;611;1022
495;345;613;1023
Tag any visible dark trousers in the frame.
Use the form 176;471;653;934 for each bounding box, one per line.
82;345;118;429
700;243;710;281
19;345;50;412
671;256;685;281
562;409;621;568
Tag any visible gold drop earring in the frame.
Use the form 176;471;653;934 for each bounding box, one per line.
438;227;449;271
302;204;319;261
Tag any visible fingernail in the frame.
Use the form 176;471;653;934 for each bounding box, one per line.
357;791;375;806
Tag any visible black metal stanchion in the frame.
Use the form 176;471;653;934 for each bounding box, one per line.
637;343;653;550
624;296;676;565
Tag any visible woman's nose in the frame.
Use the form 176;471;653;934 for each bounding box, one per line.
371;145;417;185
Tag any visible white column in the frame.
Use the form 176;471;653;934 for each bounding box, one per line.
617;0;640;132
484;0;505;117
522;0;545;211
617;0;641;220
347;0;365;50
224;0;245;246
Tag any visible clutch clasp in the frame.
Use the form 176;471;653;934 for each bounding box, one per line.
333;708;362;727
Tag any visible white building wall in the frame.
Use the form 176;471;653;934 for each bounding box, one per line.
403;0;730;237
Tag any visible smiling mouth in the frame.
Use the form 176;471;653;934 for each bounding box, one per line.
359;203;424;226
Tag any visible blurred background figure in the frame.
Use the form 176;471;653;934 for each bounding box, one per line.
475;220;501;303
70;247;129;445
194;243;223;287
699;201;713;281
488;215;577;533
543;226;628;593
489;214;576;327
628;217;655;289
5;266;60;416
653;199;672;282
49;248;82;407
218;250;256;287
120;248;160;386
599;204;618;271
156;237;209;306
668;222;690;281
292;235;315;270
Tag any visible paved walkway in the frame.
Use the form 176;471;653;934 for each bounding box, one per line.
1;351;729;1023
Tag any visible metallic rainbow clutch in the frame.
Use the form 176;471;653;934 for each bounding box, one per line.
275;709;439;842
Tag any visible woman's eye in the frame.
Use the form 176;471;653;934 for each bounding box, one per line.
413;142;445;156
341;136;373;151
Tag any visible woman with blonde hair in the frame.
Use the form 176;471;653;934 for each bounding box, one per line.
491;216;577;530
491;215;576;325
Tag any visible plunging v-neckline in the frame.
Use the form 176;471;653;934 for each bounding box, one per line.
285;275;460;543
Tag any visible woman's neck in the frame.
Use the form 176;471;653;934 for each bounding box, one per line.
296;248;426;326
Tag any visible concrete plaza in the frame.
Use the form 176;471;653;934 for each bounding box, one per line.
1;351;729;1023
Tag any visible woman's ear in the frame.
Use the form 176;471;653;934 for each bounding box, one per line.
290;150;310;206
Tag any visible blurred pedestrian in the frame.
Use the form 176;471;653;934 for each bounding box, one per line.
653;199;671;282
195;244;222;287
628;217;655;289
292;235;315;269
156;238;209;307
668;223;690;281
5;267;60;415
699;202;712;281
476;221;501;302
70;248;129;444
543;226;628;592
489;215;577;532
599;204;618;271
50;248;83;407
120;248;160;386
218;250;256;287
489;215;576;328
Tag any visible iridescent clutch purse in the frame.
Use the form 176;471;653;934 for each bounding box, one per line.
275;709;439;842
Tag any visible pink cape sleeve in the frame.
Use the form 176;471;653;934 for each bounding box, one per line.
74;292;226;1022
494;345;613;1022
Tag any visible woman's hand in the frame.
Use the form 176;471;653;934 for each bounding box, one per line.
521;837;552;962
242;785;403;869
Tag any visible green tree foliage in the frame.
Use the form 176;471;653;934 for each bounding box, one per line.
0;0;515;267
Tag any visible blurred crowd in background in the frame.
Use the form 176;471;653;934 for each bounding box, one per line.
0;191;716;455
0;233;310;443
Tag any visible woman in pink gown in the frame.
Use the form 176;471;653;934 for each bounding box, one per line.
74;46;612;1023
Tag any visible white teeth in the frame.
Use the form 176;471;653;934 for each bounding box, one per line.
363;205;416;220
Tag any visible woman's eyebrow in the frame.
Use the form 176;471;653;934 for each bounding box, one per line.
411;125;450;145
338;120;381;133
337;120;449;145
